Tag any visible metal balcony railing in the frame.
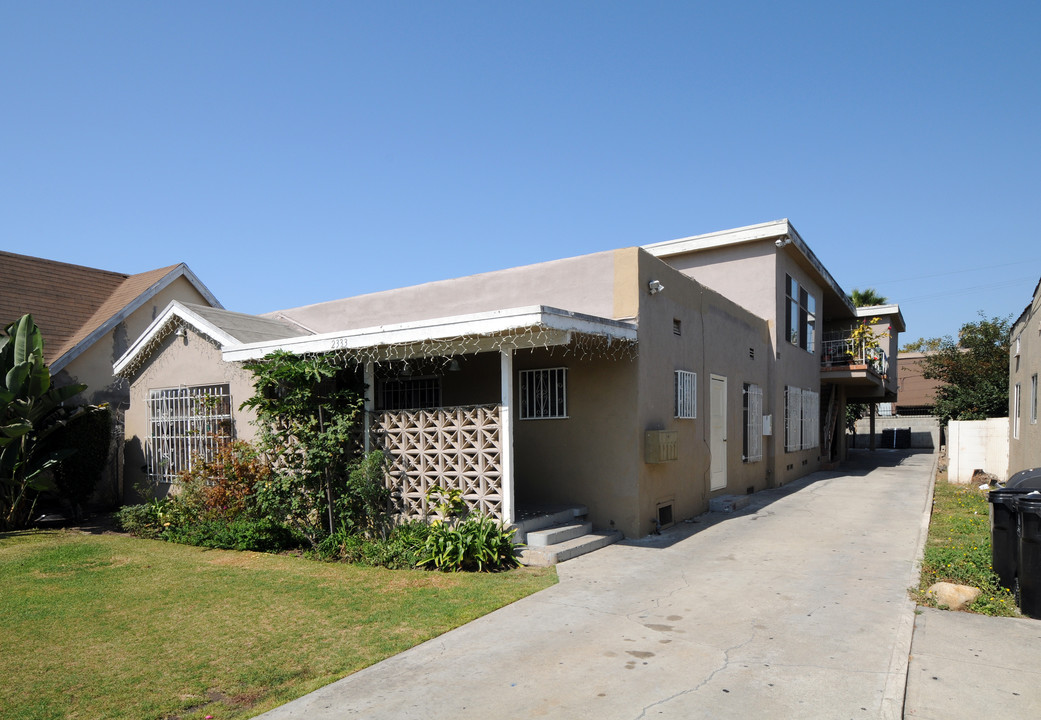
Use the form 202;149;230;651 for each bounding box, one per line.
821;339;889;377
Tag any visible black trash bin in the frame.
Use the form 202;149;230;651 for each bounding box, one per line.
1018;495;1041;619
1007;467;1041;490
989;488;1033;591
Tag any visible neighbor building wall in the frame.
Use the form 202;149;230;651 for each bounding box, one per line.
1009;280;1041;473
123;326;259;501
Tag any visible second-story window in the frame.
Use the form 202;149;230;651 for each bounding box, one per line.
786;275;816;354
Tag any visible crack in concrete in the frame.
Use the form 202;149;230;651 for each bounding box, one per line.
630;628;758;720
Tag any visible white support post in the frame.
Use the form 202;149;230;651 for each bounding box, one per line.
363;361;374;454
500;348;515;526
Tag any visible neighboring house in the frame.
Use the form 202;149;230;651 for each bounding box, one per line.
0;251;221;504
1009;276;1041;473
114;219;903;539
893;352;942;416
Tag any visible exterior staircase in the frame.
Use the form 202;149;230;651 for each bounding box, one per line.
512;504;623;566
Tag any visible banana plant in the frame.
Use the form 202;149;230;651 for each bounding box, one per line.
1;314;91;530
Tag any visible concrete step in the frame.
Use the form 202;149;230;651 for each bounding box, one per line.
519;529;623;566
525;521;593;547
511;504;588;544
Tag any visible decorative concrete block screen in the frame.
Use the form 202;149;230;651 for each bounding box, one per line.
373;404;504;520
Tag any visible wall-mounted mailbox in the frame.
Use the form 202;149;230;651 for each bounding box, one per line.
645;430;679;463
763;415;773;436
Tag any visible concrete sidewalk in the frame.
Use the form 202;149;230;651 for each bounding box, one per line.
904;607;1041;717
256;450;943;719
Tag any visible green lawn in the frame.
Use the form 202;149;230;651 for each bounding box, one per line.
0;529;556;720
916;468;1017;616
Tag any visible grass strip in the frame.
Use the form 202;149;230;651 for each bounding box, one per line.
0;529;556;720
915;468;1016;616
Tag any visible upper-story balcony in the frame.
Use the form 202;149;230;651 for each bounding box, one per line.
821;337;892;399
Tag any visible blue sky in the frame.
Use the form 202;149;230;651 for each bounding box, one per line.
3;2;1039;342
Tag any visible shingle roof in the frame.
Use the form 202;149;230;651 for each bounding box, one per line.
0;250;217;367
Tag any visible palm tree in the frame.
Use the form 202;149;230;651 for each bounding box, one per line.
849;287;888;307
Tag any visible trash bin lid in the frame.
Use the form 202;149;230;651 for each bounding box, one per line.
1018;493;1041;516
989;487;1035;506
1007;467;1041;489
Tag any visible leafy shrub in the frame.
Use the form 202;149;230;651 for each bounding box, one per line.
47;406;112;517
164;517;302;552
418;514;520;572
316;520;429;569
176;440;271;521
115;500;168;539
335;451;391;538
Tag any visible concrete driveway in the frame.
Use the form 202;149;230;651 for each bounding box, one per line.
257;450;935;719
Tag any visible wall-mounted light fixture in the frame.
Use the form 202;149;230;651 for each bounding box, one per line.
448;358;462;372
648;279;665;295
174;326;187;341
774;236;792;248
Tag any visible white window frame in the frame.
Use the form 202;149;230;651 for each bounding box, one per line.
1014;383;1022;439
675;370;697;419
519;367;568;420
743;383;763;462
1032;374;1038;425
147;384;233;484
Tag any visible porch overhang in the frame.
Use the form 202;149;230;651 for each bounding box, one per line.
222;305;639;363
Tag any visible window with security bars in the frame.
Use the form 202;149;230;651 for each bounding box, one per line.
519;368;567;419
147;384;232;484
743;383;763;462
675;370;697;419
378;376;442;411
784;385;819;452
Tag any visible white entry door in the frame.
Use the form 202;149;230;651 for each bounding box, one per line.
710;374;727;491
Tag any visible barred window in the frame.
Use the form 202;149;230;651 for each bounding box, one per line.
378;376;442;411
147;384;232;484
675;370;697;419
743;383;763;462
785;385;819;452
520;368;567;419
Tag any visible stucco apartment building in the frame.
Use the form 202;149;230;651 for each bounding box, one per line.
115;220;903;539
1010;277;1041;473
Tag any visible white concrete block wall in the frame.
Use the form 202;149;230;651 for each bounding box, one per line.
948;418;1010;483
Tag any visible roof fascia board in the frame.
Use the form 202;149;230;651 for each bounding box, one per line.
222;305;638;362
854;304;906;333
113;300;239;375
54;264;223;373
643;219;791;257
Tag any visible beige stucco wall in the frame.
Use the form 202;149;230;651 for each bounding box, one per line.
271;251;621;332
1010;285;1041;473
630;250;773;535
56;276;211;409
122;327;259;500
